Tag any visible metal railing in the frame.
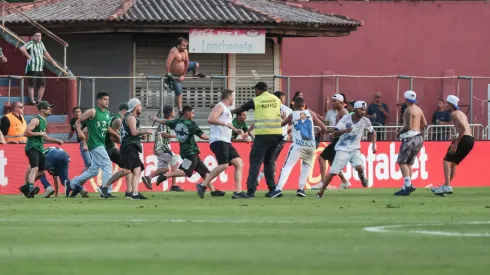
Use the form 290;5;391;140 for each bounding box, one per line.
425;124;485;141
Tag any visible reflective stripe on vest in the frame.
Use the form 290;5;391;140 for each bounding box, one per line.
5;113;27;142
252;93;283;135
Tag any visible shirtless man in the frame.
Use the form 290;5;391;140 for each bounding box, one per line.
394;91;427;196
166;37;206;116
312;94;352;190
431;95;474;196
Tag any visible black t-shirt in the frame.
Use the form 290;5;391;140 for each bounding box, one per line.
70;117;87;142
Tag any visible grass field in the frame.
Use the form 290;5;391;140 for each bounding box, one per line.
1;188;490;275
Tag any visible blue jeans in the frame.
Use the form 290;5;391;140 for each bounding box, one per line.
71;146;112;188
79;141;91;168
167;62;197;96
39;148;69;188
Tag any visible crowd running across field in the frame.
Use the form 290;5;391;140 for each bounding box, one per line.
12;37;475;200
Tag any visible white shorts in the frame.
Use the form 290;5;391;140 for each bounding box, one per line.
329;149;363;175
284;145;315;166
157;152;181;169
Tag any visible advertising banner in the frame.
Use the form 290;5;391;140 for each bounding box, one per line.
0;141;487;194
189;28;266;54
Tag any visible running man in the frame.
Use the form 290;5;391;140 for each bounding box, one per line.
142;105;183;191
65;92;120;198
199;89;247;199
312;94;352;190
431;95;475;196
270;97;329;198
33;147;70;198
99;98;151;199
151;106;226;198
68;107;91;171
166;37;206;116
20;101;63;198
394;91;427;196
316;101;376;199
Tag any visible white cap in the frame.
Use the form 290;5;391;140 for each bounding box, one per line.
127;98;141;112
404;90;417;103
446;95;460;109
354;101;368;109
332;94;344;102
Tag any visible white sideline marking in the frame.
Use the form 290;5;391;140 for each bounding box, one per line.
364;221;490;237
0;218;310;224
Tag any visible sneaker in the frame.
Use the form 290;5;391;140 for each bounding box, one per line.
170;185;184;192
316;192;324;199
246;192;255;198
310;182;323;190
19;184;30;198
360;175;369;188
97;186;109;198
196;183;207;199
443;185;454;194
142;176;152;190
27;186;40;198
42;186;55;198
130;193;148;200
80;189;89;198
269;189;283;198
431;186;452;197
70;184;84;198
231;192;248;199
64;180;72;198
125;192;132;198
156;174;167;186
210;190;226;197
107;193;117;198
194;72;206;78
296;189;307;197
265;190;283;198
339;181;352;189
394;186;416;196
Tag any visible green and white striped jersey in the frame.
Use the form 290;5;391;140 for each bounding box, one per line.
24;41;46;72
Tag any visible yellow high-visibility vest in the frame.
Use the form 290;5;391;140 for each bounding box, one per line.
252;92;282;135
5;112;27;143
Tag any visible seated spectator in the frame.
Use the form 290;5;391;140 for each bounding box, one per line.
0;101;27;144
366;92;389;140
431;99;452;140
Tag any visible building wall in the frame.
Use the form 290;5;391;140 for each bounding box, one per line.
43;34;133;113
282;1;490;125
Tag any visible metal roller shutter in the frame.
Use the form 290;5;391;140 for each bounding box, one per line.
235;39;275;122
134;37;226;125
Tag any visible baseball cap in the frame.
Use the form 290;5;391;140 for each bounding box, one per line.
404;90;417;103
163;105;174;118
354;101;368;109
332;94;344;102
37;100;54;110
119;102;129;111
254;82;268;91
127;98;141;112
446;95;460;109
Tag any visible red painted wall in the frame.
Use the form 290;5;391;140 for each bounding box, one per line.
282;1;490;126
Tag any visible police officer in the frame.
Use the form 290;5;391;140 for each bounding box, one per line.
231;82;283;197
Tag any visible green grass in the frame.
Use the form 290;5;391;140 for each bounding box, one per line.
1;188;490;275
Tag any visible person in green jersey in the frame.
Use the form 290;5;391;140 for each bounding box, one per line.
19;31;56;105
151;105;225;198
99;98;152;200
231;110;253;141
20;101;63;198
68;106;91;169
65;92;120;198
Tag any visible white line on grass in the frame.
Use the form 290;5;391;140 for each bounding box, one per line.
364;221;490;237
0;218;312;224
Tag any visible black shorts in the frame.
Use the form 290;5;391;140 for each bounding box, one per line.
397;135;424;165
320;138;339;162
210;141;240;165
120;144;145;171
25;148;46;170
106;147;122;166
26;71;46;88
273;139;286;161
179;154;210;178
444;135;475;165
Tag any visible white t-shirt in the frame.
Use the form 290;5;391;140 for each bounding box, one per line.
291;109;316;149
209;102;232;143
334;114;373;152
325;109;338;127
280;104;293;139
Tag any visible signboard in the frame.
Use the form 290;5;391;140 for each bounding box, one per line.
189;28;266;54
0;141;487;195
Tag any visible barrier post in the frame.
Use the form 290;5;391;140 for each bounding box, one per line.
274;75;289;104
459;76;473;123
160;77;165;119
7;77;11;105
91;77;96;104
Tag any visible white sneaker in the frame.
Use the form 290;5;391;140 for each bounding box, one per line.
42;186;55;198
339;181;352;189
443;185;453;194
310;182;323;190
430;186;445;196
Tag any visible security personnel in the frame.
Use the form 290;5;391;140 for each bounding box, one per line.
231;82;282;197
0;101;27;143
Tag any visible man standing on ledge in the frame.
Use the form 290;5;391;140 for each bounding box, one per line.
231;82;283;198
166;37;206;116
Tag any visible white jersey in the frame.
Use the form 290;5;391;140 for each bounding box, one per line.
334;114;373;152
209;102;232;143
291;109;316;149
280;104;293;139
